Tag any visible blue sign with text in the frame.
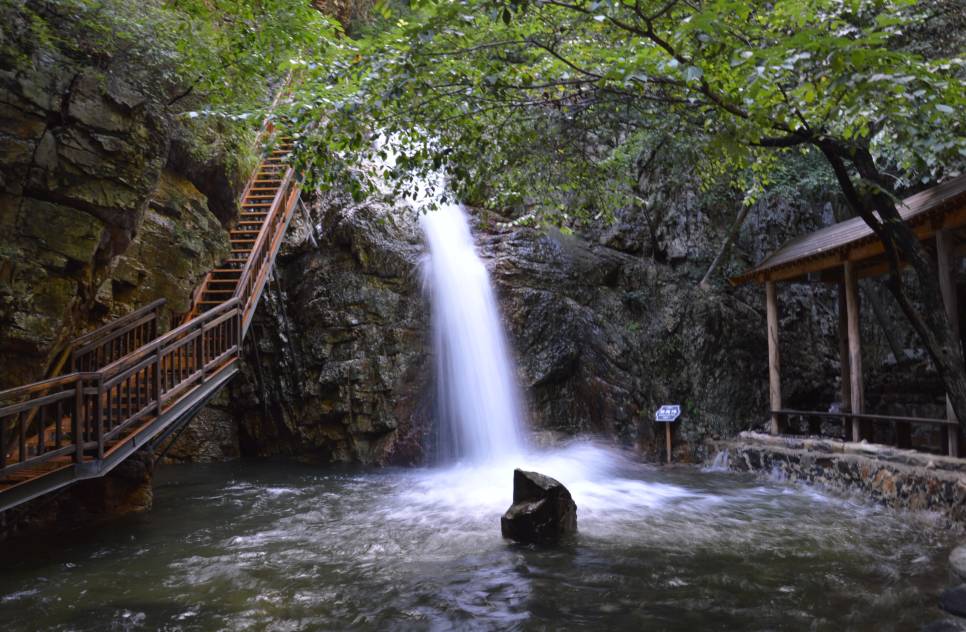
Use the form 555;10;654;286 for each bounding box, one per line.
655;405;681;423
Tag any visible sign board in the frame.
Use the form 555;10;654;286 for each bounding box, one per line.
655;405;681;423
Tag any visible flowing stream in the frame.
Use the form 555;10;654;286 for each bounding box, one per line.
0;452;956;631
0;184;960;630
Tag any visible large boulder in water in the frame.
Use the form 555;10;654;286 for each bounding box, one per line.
501;469;577;543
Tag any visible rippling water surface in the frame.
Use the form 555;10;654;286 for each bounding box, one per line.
0;441;957;631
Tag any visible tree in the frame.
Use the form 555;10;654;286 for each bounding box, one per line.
293;0;966;427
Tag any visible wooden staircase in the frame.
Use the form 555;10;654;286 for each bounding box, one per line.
0;133;302;513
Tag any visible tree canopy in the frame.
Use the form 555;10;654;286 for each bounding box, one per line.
294;0;964;224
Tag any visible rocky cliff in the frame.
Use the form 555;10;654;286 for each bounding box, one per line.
0;1;249;538
0;2;246;390
170;171;872;464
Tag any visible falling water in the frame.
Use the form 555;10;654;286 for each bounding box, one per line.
421;202;526;462
703;449;730;472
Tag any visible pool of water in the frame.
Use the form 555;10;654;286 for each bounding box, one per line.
0;440;957;630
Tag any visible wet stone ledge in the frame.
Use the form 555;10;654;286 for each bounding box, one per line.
712;432;966;523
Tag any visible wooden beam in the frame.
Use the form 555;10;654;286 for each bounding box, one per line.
937;228;960;457
837;281;852;436
766;281;781;434
844;261;864;442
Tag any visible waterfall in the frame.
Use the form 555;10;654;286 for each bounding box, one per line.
421;202;526;463
703;449;730;472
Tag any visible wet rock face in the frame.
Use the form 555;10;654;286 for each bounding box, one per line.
501;469;577;543
0;4;234;388
163;390;241;463
177;182;851;464
173;197;433;465
481;222;775;448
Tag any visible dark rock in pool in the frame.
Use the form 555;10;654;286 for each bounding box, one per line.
501;469;577;543
940;585;966;619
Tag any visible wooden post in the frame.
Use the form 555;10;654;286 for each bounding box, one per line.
937;228;960;457
73;378;84;463
665;423;672;464
844;261;864;443
155;346;163;418
766;281;782;434
95;376;104;459
837;282;852;437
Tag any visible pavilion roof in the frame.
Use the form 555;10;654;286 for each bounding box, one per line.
731;174;966;285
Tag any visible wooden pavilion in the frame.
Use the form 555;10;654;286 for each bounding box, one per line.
731;175;966;457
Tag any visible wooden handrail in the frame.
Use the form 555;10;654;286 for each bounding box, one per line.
1;301;242;479
234;168;296;302
99;298;240;379
70;299;164;373
240;180;299;333
70;299;166;348
773;408;957;427
0;372;98;401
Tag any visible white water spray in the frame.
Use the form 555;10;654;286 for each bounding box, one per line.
703;449;730;472
421;203;526;462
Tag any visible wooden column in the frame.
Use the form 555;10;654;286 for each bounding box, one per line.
937;228;960;457
837;281;852;438
766;281;782;434
844;261;864;442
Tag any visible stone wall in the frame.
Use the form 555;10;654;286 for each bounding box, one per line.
714;432;966;522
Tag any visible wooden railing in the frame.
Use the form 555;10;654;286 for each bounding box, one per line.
1;299;166;459
70;299;165;372
235;166;300;333
773;408;959;455
0;373;95;475
0;300;241;478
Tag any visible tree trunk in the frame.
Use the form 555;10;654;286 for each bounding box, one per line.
818;142;966;431
699;203;751;289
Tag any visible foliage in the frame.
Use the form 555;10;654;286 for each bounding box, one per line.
291;0;965;228
2;0;340;172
